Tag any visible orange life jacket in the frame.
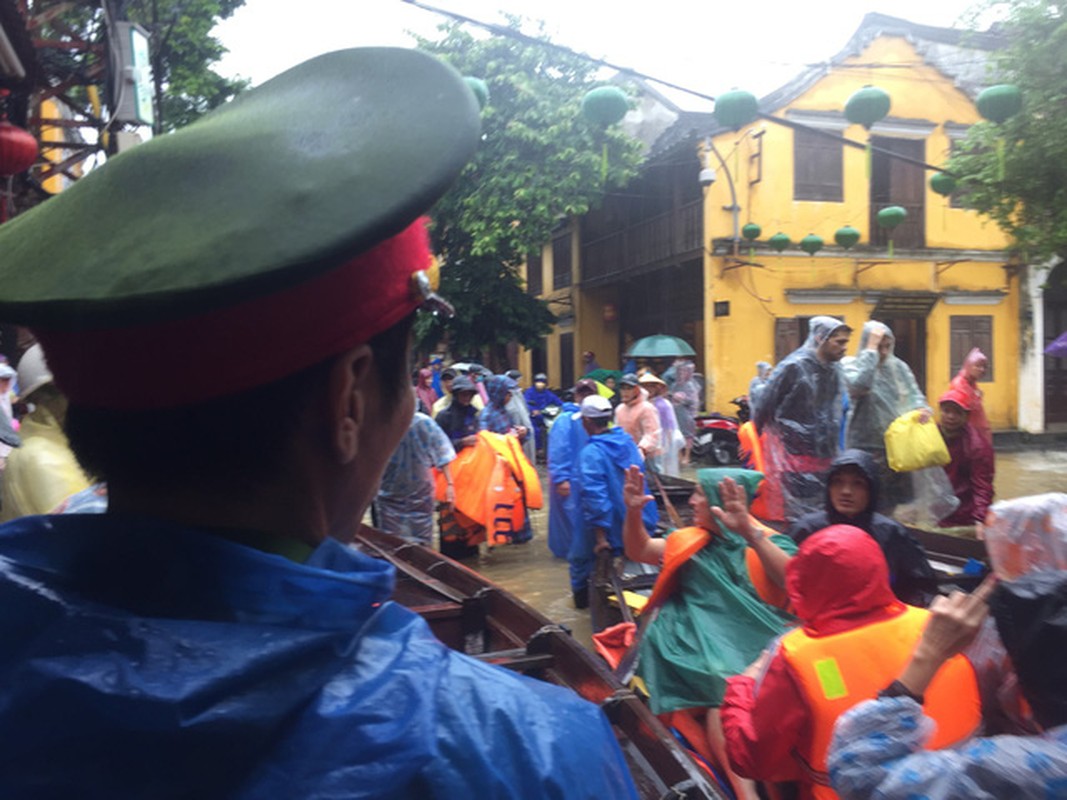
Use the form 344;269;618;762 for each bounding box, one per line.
738;421;782;521
434;431;542;545
778;604;981;799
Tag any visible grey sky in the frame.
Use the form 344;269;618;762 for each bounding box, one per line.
216;0;987;109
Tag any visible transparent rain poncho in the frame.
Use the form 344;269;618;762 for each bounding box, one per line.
841;321;956;525
752;316;847;520
748;360;772;417
982;493;1067;580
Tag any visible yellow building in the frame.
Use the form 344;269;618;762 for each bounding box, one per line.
703;18;1014;428
523;14;1065;432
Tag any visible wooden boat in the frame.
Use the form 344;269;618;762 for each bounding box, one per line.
650;472;989;570
598;473;991;628
353;525;728;800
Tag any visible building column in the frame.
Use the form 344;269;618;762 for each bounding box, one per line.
1018;261;1052;432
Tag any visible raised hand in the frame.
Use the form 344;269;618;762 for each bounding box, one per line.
917;574;996;662
623;465;653;511
709;477;757;541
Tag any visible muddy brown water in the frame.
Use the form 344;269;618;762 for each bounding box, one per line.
469;450;1067;652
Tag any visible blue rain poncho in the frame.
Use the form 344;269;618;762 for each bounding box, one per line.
571;426;658;592
0;514;638;799
546;402;587;558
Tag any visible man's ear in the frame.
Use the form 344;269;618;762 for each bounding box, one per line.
328;344;374;465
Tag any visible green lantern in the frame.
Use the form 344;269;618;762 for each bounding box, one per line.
463;77;489;111
877;206;907;229
834;225;860;250
800;233;824;256
977;84;1022;124
845;85;890;178
582;86;629;126
930;172;956;197
877;205;907;257
582;86;629;182
741;222;762;258
714;89;759;130
845;85;891;129
768;232;791;252
977;84;1022;180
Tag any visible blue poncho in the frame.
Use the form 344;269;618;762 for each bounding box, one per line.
0;514;638;799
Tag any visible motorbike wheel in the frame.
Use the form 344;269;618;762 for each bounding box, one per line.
710;441;734;465
690;434;713;461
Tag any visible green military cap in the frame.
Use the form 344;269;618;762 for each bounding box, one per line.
0;47;481;409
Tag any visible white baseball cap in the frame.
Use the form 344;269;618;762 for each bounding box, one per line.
579;395;613;419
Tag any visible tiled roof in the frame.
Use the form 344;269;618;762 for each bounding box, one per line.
644;12;1005;148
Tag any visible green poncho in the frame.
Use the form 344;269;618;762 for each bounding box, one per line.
636;468;797;713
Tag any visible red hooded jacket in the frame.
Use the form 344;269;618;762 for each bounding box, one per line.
720;525;901;794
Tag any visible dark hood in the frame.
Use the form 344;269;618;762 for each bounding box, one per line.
991;570;1067;730
825;449;879;526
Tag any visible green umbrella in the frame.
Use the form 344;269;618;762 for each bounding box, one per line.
626;335;696;358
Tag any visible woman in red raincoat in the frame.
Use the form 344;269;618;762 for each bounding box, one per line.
949;348;992;445
720;526;980;799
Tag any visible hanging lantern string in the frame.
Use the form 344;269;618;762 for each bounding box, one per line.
403;0;953;176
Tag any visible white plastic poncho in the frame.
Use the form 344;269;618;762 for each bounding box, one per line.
842;320;956;525
752;316;846;520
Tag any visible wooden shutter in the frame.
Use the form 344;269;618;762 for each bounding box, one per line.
794;128;843;202
949;315;993;381
775;318;801;363
559;332;575;389
552;232;572;290
526;250;543;296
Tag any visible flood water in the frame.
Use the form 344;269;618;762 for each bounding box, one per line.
471;449;1067;651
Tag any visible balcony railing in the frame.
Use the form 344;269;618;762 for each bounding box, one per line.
581;200;703;283
870;202;925;250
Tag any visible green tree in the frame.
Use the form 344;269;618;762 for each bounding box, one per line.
950;0;1067;263
32;0;247;135
414;20;643;366
119;0;249;133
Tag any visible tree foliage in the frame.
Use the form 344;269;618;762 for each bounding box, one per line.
414;20;644;359
33;0;247;135
119;0;248;133
949;0;1067;263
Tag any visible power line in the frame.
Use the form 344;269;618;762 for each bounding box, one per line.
403;0;963;175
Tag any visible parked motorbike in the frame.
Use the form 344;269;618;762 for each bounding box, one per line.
690;396;749;465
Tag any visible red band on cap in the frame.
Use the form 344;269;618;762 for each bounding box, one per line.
35;219;431;410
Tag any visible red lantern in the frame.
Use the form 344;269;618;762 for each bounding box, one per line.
602;303;618;322
0;120;38;177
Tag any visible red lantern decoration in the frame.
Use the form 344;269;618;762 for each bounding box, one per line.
0;120;38;177
602;303;618;322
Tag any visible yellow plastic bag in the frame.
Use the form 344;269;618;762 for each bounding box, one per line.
884;409;950;472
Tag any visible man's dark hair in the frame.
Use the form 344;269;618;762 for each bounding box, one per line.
66;313;414;494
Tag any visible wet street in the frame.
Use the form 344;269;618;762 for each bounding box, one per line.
472;448;1067;651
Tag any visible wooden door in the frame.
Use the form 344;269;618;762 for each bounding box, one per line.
870;136;926;250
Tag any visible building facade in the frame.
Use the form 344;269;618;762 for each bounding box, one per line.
523;13;1065;431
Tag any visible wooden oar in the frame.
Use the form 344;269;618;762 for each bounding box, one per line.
614;467;685;684
614;603;660;684
647;467;684;530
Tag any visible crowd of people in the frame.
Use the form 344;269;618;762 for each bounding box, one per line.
0;41;1060;800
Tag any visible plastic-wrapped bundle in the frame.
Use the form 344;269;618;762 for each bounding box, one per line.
982;493;1067;580
892;466;960;529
